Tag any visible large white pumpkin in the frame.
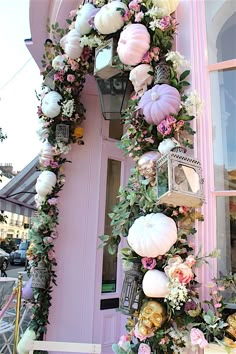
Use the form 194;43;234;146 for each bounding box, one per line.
142;269;169;298
60;29;83;59
94;1;128;35
39;140;54;166
127;213;177;257
41;91;62;118
75;3;99;35
35;171;57;197
152;0;180;15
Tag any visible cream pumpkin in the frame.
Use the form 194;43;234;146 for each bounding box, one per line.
94;1;128;35
152;0;180;15
39;140;54;166
75;3;99;35
142;269;169;298
117;24;150;66
60;29;83;59
41;91;62;118
138;84;181;125
127;213;177;257
35;171;57;197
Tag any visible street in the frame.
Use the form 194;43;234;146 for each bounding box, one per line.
3;264;29;281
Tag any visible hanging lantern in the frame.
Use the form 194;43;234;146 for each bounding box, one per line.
94;38;122;80
31;260;49;289
154;61;171;85
156;147;204;207
119;263;143;315
56;124;70;142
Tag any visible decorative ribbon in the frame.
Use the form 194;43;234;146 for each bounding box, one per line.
0;289;17;320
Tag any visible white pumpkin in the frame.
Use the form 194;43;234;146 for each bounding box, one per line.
41;91;62;118
39;140;54;166
94;1;128;34
35;171;57;197
127;213;177;257
142;270;169;298
75;3;99;35
60;29;83;59
152;0;180;15
17;327;36;354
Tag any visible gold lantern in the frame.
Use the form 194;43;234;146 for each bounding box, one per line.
94;38;122;80
119;263;143;315
31;260;49;289
156;147;204;207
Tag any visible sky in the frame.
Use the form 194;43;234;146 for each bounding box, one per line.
0;0;42;172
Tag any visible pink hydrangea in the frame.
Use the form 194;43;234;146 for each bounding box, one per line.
138;343;151;354
67;74;75;83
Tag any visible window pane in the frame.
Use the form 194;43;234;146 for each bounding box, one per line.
102;159;121;293
210;69;236;190
216;196;236;275
205;0;236;64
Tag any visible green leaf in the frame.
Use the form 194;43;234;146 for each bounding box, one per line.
180;70;190;81
99;234;110;242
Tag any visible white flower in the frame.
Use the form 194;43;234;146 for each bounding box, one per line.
62;99;75;117
80;35;104;48
146;6;168;18
149;19;160;31
183;90;204;117
158;138;177;154
166;51;190;74
165;279;188;309
55;142;71;155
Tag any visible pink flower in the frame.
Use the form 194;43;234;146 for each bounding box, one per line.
142;52;152;64
123;10;131;21
129;0;140;12
159;16;171;31
43;236;54;244
67;74;75;83
67;58;79;70
138;343;151;354
157;121;172;136
141;257;157;270
165;257;194;284
214;303;221;308
190;328;208;349
150;47;160;61
118;335;130;351
165;115;177;125
69;9;77;18
48;198;58;205
185;255;196;268
135;11;144;22
47;249;55;261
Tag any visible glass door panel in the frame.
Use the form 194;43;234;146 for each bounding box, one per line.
102;159;121;293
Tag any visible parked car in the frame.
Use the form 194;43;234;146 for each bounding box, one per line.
9;241;30;265
0;247;9;271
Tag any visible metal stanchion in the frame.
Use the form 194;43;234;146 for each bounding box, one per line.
13;274;23;354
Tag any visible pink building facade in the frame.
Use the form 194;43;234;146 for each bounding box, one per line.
25;0;236;352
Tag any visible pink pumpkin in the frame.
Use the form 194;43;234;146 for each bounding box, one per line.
138;84;181;125
117;24;150;66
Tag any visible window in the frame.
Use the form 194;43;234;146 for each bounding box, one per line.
205;0;236;274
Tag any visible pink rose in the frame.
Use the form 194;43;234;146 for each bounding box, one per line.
138;343;151;354
129;0;140;12
48;198;58;205
185;255;196;268
47;249;55;261
190;328;208;349
141;257;157;270
67;74;75;83
43;236;54;244
135;11;144;22
165;257;194;284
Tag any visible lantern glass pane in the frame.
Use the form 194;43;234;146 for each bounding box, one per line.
95;43;113;72
157;161;168;197
174;164;200;193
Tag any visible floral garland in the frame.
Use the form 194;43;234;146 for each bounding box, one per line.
21;0;236;353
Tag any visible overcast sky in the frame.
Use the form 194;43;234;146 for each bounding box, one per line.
0;0;42;172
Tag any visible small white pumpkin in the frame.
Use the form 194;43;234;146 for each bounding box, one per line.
142;269;169;298
39;140;54;166
127;213;177;257
17;327;36;354
75;3;99;35
41;91;62;118
94;1;128;34
35;171;57;197
152;0;180;15
60;29;83;59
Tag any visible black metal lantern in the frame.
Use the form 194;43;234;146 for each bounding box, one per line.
156;147;205;207
96;74;133;120
119;263;143;315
